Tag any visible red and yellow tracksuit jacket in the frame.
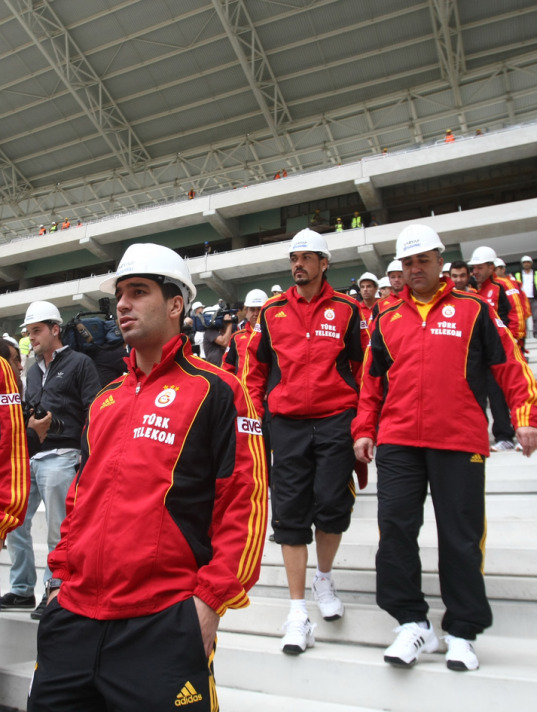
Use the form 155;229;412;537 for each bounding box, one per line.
49;334;267;620
477;275;526;343
352;280;537;456
0;357;29;540
358;300;378;342
223;321;253;379
244;280;363;419
494;274;527;342
375;292;402;315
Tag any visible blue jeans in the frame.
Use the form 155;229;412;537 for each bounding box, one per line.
6;451;80;596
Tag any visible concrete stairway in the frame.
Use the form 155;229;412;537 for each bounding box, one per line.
1;338;536;711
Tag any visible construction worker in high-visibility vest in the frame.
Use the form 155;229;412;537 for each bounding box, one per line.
351;212;362;229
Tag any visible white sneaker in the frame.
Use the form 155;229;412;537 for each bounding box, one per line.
445;635;479;671
281;610;316;655
491;440;514;452
312;576;344;620
384;622;439;667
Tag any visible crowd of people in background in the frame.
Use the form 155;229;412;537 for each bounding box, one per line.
38;219;83;236
0;225;536;708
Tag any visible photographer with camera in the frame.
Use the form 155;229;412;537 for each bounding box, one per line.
202;301;238;366
0;301;101;620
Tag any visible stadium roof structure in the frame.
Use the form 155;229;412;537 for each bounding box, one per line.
1;0;537;239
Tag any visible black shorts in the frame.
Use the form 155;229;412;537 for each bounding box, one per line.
271;409;356;545
28;597;218;712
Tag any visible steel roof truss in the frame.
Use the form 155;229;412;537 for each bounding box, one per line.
4;0;151;173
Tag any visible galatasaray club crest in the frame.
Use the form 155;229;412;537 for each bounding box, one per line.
324;308;335;321
442;304;455;318
155;386;178;408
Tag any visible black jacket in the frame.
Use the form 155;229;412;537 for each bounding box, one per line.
26;347;101;451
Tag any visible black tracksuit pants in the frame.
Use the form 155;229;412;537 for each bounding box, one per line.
28;597;218;712
487;370;515;443
375;444;493;641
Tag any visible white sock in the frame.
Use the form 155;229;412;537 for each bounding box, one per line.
417;621;430;630
289;599;307;615
314;568;332;581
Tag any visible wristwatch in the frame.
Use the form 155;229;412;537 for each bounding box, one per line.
45;578;62;596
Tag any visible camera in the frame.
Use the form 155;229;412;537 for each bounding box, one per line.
203;306;239;330
23;402;65;436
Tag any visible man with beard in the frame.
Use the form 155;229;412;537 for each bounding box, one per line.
245;228;363;655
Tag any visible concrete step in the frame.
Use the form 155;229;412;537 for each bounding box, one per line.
4;537;536;591
351;493;537;520
220;596;537;642
255;564;537;602
218;687;380;712
2;617;536;712
258;539;537;577
215;631;537;712
21;490;537;541
341;517;537;545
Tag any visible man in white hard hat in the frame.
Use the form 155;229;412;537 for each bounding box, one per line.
493;257;506;277
495;258;531;347
357;272;379;341
271;284;283;296
245;228;364;655
0;302;101;621
377;277;391;299
223;289;268;379
353;224;537;672
386;259;404;296
468;246;526;348
189;300;206;357
515;255;537;338
374;260;404;316
27;244;266;712
468;245;527;451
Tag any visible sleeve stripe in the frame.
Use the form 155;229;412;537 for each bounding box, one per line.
233;385;267;587
0;358;30;538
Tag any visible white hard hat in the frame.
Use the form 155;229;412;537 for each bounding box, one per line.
349;289;358;295
244;289;268;307
358;271;379;286
521;255;533;263
494;258;506;267
100;243;197;310
20;301;63;327
378;277;391;288
443;262;451;273
271;284;283;293
395;224;445;259
288;228;331;260
386;259;402;274
2;333;18;347
468;246;497;265
191;301;205;311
